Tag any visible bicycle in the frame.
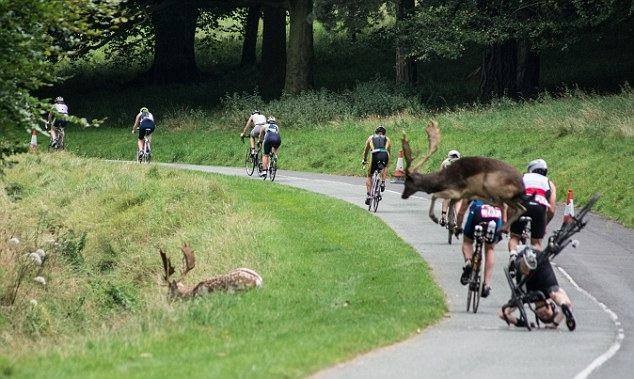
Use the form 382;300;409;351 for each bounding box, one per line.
138;134;152;164
366;162;385;212
265;152;278;181
501;193;599;331
465;221;496;313
47;122;65;150
242;137;262;176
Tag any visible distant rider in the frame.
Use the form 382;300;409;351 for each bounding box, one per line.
363;126;391;205
241;110;267;155
457;200;505;298
439;150;463;227
132;107;155;157
47;96;68;147
259;116;281;178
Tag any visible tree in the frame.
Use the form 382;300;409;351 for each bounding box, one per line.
259;4;287;100
285;0;315;94
395;0;417;85
0;0;121;135
240;5;261;67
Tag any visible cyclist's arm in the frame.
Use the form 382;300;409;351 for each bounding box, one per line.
547;180;557;223
132;113;140;132
362;137;371;162
242;116;253;135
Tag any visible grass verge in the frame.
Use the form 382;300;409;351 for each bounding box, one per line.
66;91;633;227
0;153;444;378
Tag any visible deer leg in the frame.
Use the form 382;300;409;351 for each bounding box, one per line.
502;201;526;231
429;195;439;224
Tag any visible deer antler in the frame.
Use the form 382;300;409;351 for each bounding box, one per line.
178;243;196;281
159;248;175;282
409;121;441;173
401;131;414;172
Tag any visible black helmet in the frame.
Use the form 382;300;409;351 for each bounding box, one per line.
252;110;261;115
375;125;386;134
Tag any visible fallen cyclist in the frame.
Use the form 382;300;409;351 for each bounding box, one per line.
499;246;575;330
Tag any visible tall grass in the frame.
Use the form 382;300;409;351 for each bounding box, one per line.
0;154;444;377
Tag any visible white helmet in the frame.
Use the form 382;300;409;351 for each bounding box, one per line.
267;116;276;123
55;96;64;103
527;159;548;175
448;150;461;159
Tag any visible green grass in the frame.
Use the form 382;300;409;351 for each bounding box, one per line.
63;90;634;227
0;154;444;378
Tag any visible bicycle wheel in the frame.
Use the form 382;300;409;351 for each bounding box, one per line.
244;148;255;176
372;173;381;213
466;284;473;312
471;271;482;313
269;155;277;181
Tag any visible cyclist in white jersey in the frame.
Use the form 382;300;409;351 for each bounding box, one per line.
439;150;462;226
132;107;155;155
241;110;267;155
259;116;281;177
47;96;68;144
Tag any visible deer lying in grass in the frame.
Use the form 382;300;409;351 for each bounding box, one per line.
401;121;526;230
160;244;262;299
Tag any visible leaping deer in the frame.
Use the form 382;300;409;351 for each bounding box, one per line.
401;121;526;230
159;243;263;299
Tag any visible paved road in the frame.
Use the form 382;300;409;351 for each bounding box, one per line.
165;163;631;379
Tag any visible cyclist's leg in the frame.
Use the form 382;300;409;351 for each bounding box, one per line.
441;198;450;224
261;139;271;175
137;128;145;152
483;243;495;287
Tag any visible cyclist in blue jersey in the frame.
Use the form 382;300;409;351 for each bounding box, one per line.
457;200;506;298
132;107;155;158
259;116;281;178
362;126;391;205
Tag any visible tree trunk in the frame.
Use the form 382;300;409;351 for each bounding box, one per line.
516;42;540;99
285;0;315;94
240;5;261;67
395;0;417;85
479;40;518;100
260;5;287;100
147;1;199;83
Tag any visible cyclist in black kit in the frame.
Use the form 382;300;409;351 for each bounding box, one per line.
362;126;391;205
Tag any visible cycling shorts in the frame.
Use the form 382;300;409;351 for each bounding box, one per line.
369;151;389;176
525;259;560;297
250;124;264;138
263;134;281;154
463;203;503;243
510;201;547;239
138;119;155;140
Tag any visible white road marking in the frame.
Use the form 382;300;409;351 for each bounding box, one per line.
555;265;624;379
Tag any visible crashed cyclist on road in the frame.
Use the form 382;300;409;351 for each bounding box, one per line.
362;125;391;205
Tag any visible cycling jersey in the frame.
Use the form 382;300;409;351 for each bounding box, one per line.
264;123;279;135
522;173;551;208
263;122;281;154
370;134;388;152
463;200;503;243
252;114;267;125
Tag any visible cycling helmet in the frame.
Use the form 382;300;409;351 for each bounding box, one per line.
448;150;461;159
518;246;538;273
140;107;149;114
527;158;548;176
252;110;261;115
375;125;386;134
55;96;64;103
267;116;276;123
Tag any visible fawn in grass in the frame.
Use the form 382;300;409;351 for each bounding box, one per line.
160;243;262;299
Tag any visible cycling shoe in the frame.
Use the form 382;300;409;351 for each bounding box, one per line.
460;263;472;285
561;304;576;331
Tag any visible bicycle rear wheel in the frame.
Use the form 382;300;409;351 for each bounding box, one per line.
471;272;482;313
269;155;277;181
371;173;381;212
244;148;255;176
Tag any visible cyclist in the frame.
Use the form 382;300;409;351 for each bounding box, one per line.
508;159;557;265
457;200;505;298
259;116;281;178
362;125;391;205
131;107;155;158
241;110;267;156
499;248;576;330
439;150;462;227
47;96;68;147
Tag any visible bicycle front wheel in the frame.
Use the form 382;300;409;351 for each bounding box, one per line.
244;148;255;176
